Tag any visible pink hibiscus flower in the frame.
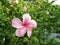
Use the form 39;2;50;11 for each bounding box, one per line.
12;14;37;38
23;6;27;12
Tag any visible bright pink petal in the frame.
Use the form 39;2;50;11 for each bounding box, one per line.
12;18;23;28
15;28;26;37
29;20;37;28
27;27;32;38
23;13;31;23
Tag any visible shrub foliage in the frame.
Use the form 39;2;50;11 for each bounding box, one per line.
0;0;60;45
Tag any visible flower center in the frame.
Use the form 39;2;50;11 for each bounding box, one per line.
23;22;29;27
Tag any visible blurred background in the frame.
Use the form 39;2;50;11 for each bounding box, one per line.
0;0;60;45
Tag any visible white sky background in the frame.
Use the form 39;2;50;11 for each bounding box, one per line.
48;0;60;5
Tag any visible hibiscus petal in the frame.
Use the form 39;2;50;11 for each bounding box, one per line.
12;18;23;28
27;27;32;38
23;13;31;23
15;28;26;37
29;20;37;28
